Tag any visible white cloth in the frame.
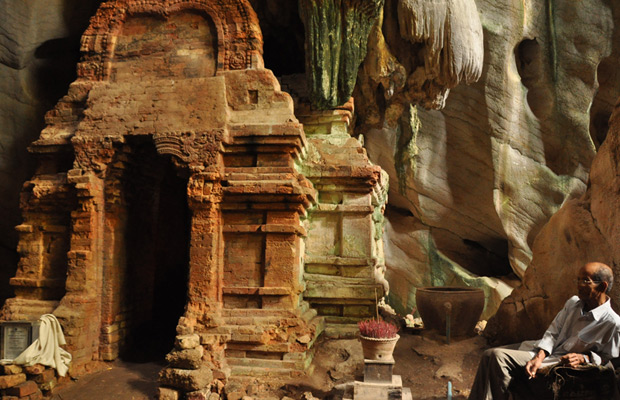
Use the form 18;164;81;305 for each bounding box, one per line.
13;314;72;376
527;296;620;366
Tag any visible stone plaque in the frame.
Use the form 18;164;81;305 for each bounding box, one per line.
1;321;40;361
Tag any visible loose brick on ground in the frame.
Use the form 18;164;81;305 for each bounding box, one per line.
2;365;23;375
31;369;55;384
23;365;45;375
0;374;26;389
6;380;38;397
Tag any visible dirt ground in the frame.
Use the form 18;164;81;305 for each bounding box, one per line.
50;330;488;399
280;330;487;399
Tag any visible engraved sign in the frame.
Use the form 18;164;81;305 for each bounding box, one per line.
3;325;29;360
0;321;40;361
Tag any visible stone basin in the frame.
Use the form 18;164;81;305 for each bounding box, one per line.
415;287;485;337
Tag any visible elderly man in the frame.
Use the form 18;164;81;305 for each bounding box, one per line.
469;261;620;400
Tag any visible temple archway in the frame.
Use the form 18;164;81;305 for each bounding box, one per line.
100;137;190;362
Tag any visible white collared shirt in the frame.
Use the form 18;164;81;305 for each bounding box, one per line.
534;296;620;365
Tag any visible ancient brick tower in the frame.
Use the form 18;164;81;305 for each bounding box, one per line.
1;0;388;396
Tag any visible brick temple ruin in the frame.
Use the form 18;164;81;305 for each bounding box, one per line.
1;0;388;395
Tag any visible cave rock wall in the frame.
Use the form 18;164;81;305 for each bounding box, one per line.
355;0;620;318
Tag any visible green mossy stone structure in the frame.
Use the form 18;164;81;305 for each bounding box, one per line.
299;0;384;109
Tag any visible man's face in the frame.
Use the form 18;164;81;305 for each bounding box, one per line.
577;264;604;303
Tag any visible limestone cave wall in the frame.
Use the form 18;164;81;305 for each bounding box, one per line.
486;96;620;344
0;0;102;301
353;0;620;318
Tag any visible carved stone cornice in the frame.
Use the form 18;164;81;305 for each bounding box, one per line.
153;130;224;171
71;135;123;176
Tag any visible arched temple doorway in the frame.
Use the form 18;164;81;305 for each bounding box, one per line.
101;137;190;362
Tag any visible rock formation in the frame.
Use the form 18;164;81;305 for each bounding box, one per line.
486;95;620;344
354;0;620;318
0;0;102;302
298;0;384;109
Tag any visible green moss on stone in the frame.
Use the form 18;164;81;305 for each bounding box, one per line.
299;0;384;109
395;104;420;196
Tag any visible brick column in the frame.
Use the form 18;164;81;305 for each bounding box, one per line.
183;172;224;328
53;169;106;373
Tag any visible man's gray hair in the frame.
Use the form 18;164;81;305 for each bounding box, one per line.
592;263;614;294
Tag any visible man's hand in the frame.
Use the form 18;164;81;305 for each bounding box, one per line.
525;349;547;379
560;353;587;367
525;357;543;379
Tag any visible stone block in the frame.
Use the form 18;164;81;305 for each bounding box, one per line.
186;389;210;400
212;367;231;381
2;365;23;375
38;377;57;392
305;280;379;300
305;214;339;255
343;193;371;206
31;369;55;384
314;304;342;316
305;264;339;275
0;374;26;389
353;375;404;400
226;391;245;400
6;380;38;397
343;305;373;318
27;389;43;400
159;367;213;392
166;346;204;369
158;387;180;400
364;359;394;383
23;365;45;375
341;215;372;257
175;334;201;350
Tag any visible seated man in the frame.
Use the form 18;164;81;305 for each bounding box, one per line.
469;261;620;400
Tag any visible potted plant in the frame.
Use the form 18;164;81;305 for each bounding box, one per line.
358;319;400;360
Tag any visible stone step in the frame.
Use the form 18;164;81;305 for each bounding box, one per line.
221;308;300;318
226;357;302;370
223;315;297;326
324;323;359;339
222;303;314;326
304;274;377;285
226;342;292;353
324;315;369;324
228;351;315;378
224;172;296;181
223;318;325;346
224;167;294;174
222;301;311;317
300;306;318;323
229;365;298;378
304;275;382;300
305;255;370;266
